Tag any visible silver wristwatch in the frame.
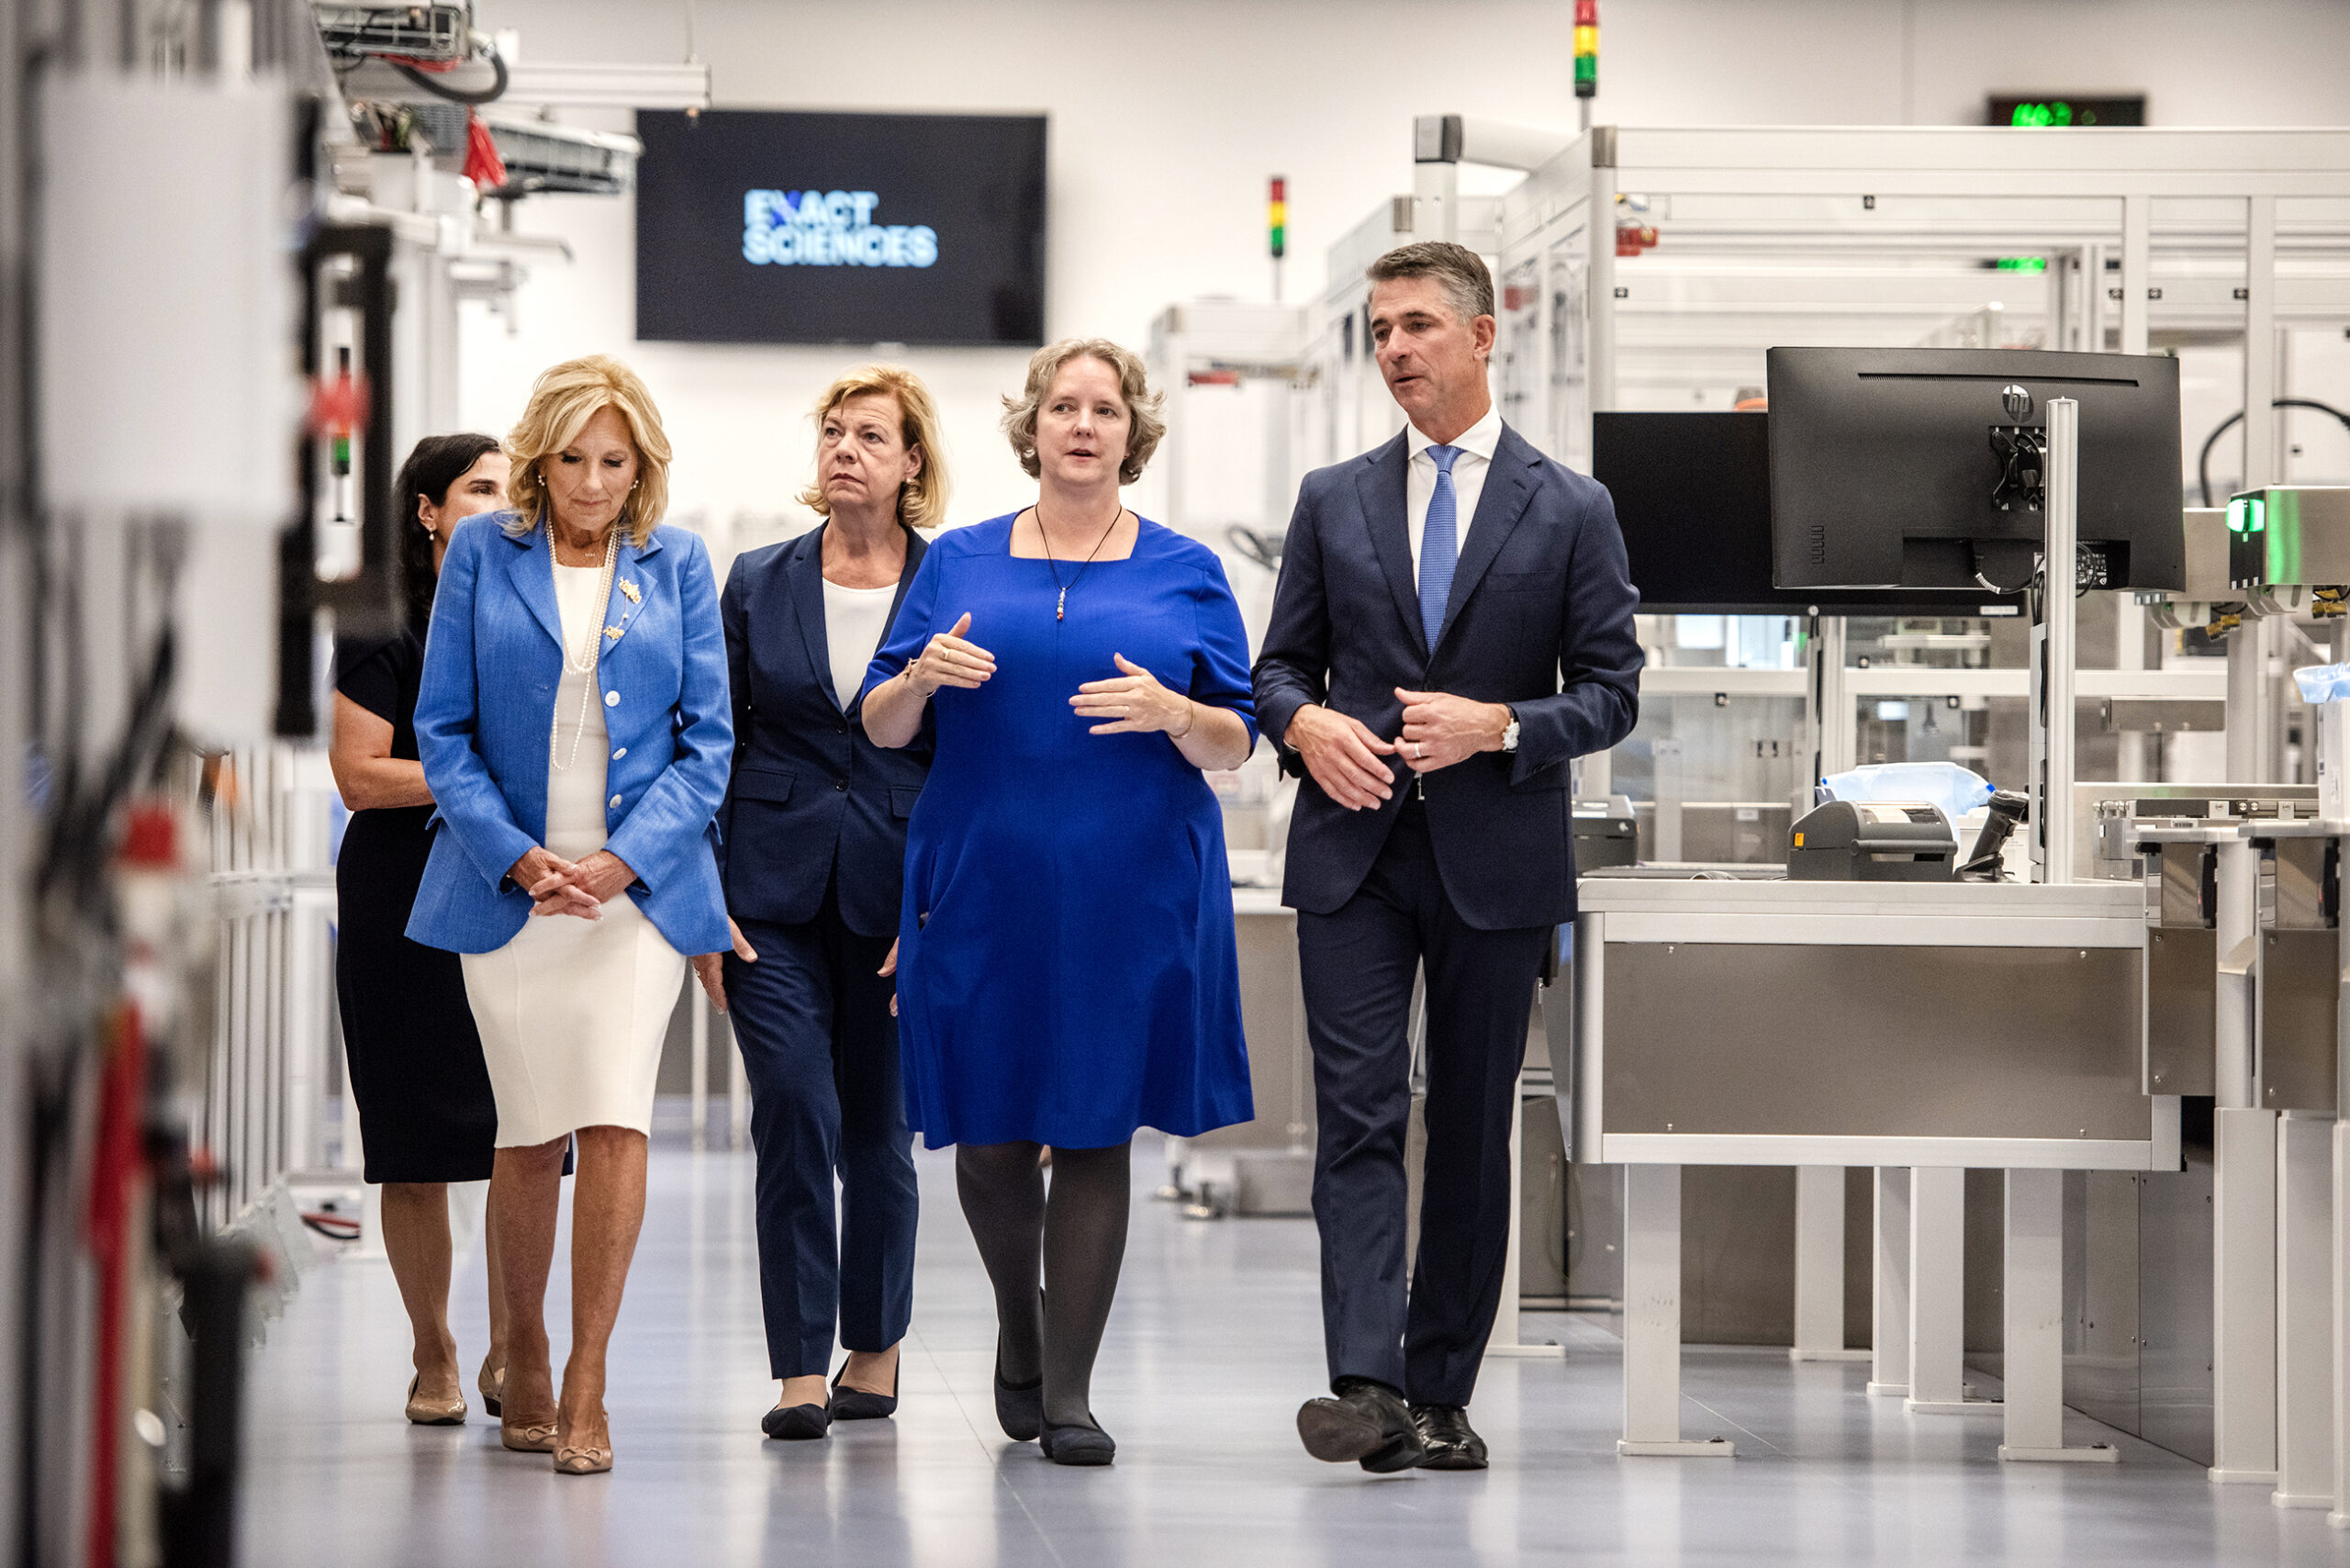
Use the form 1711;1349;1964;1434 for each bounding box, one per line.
1500;707;1521;753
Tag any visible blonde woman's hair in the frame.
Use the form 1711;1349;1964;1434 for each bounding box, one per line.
1000;338;1165;486
795;364;952;530
504;354;673;547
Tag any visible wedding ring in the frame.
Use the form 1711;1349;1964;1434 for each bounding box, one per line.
1413;742;1426;760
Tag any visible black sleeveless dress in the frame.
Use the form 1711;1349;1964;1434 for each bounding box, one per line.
334;633;498;1182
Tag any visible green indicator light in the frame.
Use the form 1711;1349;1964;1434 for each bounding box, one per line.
1573;55;1597;83
1995;257;2049;272
2227;496;2266;535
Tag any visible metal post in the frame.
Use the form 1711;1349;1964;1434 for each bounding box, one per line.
2330;1116;2350;1528
2041;398;2079;885
1868;1168;1911;1396
2277;1110;2335;1505
1811;615;1854;788
1907;1166;1993;1414
2119;194;2152;357
1791;1166;1862;1361
1617;1163;1732;1457
2245;196;2278;500
1486;1085;1561;1360
1587;131;1617;420
2000;1167;2117;1462
2214;1104;2281;1482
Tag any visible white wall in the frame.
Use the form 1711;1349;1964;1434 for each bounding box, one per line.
459;0;2350;544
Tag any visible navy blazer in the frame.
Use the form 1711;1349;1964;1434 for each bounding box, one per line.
1252;422;1643;930
408;510;733;957
718;522;934;939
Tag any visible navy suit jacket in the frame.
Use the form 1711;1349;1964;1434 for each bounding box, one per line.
1252;422;1643;930
718;522;933;939
408;510;733;957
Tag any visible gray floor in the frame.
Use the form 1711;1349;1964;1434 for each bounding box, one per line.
241;1138;2350;1567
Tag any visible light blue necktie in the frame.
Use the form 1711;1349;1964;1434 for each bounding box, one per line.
1418;443;1462;649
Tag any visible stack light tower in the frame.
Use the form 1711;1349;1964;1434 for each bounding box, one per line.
1574;0;1598;129
1270;174;1287;302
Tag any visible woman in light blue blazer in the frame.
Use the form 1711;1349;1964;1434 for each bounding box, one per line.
410;354;740;1476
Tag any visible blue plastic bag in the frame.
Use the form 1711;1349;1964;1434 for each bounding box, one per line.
1821;761;1994;823
2294;663;2350;705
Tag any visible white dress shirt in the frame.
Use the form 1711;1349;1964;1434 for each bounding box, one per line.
1404;402;1504;590
822;577;898;711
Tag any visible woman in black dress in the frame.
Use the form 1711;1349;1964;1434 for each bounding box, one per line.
330;433;513;1425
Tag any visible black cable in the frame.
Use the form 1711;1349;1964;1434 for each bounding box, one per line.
2197;398;2350;506
391;45;508;106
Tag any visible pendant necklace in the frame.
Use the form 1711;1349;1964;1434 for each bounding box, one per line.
549;525;621;772
1038;505;1124;622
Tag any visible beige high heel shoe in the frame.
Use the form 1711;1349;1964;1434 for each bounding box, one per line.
404;1374;466;1427
554;1407;613;1475
500;1411;558;1453
478;1358;506;1419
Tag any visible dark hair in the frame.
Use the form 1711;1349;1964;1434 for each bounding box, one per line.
396;433;503;633
1365;241;1495;324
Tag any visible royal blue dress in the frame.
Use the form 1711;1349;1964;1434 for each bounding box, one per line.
865;514;1258;1149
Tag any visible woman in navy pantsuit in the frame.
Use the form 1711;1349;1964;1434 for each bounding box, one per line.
863;339;1258;1465
706;366;944;1441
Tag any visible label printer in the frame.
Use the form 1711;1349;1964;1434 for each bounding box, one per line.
1786;801;1956;881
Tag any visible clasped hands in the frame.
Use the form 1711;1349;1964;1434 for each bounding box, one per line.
510;846;755;1014
509;846;636;919
1287;689;1512;812
905;613;1196;738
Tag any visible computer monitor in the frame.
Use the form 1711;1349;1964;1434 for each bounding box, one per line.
1765;347;2185;593
1595;411;2023;616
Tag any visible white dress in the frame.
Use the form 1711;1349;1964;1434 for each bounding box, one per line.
460;560;688;1148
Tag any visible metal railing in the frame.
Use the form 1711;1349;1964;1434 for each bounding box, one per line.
196;745;338;1235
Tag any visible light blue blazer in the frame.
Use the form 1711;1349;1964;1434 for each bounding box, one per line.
407;510;733;958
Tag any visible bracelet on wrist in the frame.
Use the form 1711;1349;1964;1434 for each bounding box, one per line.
1170;700;1197;741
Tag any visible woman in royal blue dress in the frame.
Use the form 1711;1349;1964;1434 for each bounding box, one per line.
862;338;1256;1465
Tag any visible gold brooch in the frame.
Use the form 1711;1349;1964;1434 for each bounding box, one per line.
604;625;624;641
618;579;642;604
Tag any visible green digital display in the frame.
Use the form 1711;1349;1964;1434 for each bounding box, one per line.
1986;94;2147;129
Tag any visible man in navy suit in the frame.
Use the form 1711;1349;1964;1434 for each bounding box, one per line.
1254;241;1642;1472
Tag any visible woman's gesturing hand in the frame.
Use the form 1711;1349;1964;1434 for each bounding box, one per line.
906;612;995;697
1070;653;1197;737
691;917;758;1014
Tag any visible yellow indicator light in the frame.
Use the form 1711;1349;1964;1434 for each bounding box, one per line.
1574;25;1597;53
1793;832;1805;847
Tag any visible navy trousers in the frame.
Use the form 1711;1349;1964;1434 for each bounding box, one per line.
726;877;918;1379
1298;798;1550;1408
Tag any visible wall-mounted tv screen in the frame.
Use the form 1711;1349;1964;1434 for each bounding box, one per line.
634;109;1046;347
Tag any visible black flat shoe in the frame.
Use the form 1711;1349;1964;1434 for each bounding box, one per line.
829;1358;900;1421
1039;1417;1115;1466
1297;1377;1425;1473
993;1343;1044;1443
761;1400;831;1440
1410;1403;1488;1470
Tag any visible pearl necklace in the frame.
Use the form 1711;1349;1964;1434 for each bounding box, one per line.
550;526;621;772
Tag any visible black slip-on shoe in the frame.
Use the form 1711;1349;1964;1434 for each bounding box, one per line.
994;1340;1044;1443
828;1358;900;1421
761;1401;831;1440
1410;1403;1489;1471
1039;1417;1116;1466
